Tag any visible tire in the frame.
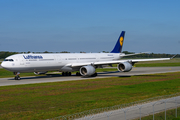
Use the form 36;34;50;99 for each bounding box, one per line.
91;72;97;77
14;76;20;80
68;72;71;76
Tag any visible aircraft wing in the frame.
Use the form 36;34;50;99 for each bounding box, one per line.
130;54;176;63
130;58;171;62
67;58;171;67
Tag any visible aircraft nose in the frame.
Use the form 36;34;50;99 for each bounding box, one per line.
1;62;5;68
1;62;8;69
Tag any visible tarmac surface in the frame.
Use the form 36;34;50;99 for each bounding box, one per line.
0;66;180;86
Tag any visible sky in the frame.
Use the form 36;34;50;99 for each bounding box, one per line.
0;0;180;54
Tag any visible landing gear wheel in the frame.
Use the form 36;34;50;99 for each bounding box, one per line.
68;72;71;76
95;72;97;76
76;72;81;76
62;72;72;76
14;75;20;80
91;72;97;77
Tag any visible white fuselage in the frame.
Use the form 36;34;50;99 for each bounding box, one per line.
1;53;123;72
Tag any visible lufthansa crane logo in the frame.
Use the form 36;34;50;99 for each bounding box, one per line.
119;37;124;46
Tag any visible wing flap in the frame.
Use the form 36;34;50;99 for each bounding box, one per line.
131;58;170;62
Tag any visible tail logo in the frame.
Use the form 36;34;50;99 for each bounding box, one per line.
110;31;125;53
120;37;124;46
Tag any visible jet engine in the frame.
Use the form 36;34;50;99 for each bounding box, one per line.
34;71;48;75
117;62;132;72
80;66;96;76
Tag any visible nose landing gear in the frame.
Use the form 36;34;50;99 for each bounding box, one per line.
13;72;20;80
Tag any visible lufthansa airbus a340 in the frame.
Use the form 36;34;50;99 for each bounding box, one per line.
1;31;173;80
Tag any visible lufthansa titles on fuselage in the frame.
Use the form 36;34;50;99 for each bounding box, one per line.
23;55;43;59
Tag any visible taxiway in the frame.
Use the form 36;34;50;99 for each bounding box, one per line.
0;67;179;86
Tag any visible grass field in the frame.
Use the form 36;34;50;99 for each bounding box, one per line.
0;72;180;119
0;58;180;119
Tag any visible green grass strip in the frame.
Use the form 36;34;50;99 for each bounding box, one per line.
0;72;180;119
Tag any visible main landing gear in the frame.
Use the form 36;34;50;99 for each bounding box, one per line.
91;72;97;77
61;72;81;76
13;72;20;80
62;72;71;76
62;72;98;77
76;72;81;76
76;72;97;77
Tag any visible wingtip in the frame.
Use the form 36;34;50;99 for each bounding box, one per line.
170;54;177;59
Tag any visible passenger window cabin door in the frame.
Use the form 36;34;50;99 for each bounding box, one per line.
19;56;24;65
54;55;61;64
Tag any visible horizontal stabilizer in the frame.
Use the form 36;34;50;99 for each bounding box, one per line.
121;52;150;57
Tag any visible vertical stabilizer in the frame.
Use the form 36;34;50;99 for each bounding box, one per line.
111;31;125;53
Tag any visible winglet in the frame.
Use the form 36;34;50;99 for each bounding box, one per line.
111;31;125;53
171;54;177;59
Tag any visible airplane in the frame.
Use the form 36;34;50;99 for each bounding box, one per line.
1;31;174;80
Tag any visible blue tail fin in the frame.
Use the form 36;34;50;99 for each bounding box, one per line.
111;31;125;53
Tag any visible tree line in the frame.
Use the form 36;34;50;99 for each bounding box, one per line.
0;51;179;59
122;51;180;58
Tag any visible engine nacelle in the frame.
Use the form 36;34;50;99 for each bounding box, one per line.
80;66;95;76
117;62;132;72
34;71;48;75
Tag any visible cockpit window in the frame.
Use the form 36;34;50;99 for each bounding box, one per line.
4;59;14;62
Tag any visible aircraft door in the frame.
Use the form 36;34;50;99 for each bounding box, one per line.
54;55;61;64
95;55;100;62
19;56;24;65
57;55;62;63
